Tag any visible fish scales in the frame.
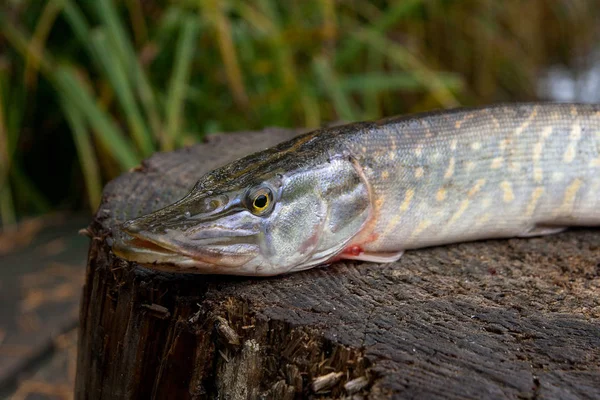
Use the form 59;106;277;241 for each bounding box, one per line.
114;103;600;275
347;103;600;252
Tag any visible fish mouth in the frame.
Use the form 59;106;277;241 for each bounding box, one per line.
112;230;208;268
117;235;183;258
112;223;260;274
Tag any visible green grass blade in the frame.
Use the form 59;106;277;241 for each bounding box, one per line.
313;57;358;122
61;0;89;40
354;29;461;108
236;1;298;104
258;0;298;93
201;0;248;110
0;15;53;76
93;0;162;141
300;88;321;128
91;29;153;156
0;80;16;228
340;72;463;92
61;97;102;211
93;0;133;73
54;67;139;169
336;0;424;66
10;166;51;213
24;0;64;89
0;67;20;169
163;17;199;151
0;180;16;228
363;46;384;120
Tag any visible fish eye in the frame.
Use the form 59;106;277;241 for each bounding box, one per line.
248;187;273;215
254;194;268;209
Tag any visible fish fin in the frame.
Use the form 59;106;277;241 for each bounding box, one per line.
342;250;404;263
518;225;568;238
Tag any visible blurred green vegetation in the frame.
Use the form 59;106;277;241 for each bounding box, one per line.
0;0;599;229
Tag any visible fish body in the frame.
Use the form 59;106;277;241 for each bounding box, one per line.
113;103;600;275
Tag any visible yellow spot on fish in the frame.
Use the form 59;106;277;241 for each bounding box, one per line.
532;127;552;184
515;106;538;136
570;123;581;140
541;126;553;139
570;105;578;116
532;137;545;183
563;146;576;163
390;152;396;161
411;219;432;237
499;139;509;151
525;187;544;218
415;167;424;178
563;123;581;164
444;157;455;179
450;139;458;151
533;166;543;184
508;161;521;172
383;215;402;237
465;161;476;172
533;135;546;159
590;158;600;167
561;178;583;212
447;199;470;226
490;157;503;169
424;124;433;138
381;170;389;180
436;188;447;202
490;114;500;129
471;142;481;151
468;179;486;197
500;181;515;203
414;144;423;156
476;213;492;225
400;189;414;212
455;113;475;129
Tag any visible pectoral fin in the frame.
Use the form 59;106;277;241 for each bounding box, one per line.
341;249;404;263
518;225;567;238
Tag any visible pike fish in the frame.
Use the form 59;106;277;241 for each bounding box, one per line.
113;103;600;276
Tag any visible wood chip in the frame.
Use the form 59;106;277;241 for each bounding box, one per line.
311;371;343;392
344;376;369;394
216;316;240;345
142;303;171;319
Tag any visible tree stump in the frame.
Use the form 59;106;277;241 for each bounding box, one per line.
75;128;600;399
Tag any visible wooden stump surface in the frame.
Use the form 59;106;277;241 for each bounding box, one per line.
76;128;600;399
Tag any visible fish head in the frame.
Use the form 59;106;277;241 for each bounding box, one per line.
113;141;372;276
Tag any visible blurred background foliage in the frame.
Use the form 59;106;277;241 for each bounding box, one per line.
1;0;600;229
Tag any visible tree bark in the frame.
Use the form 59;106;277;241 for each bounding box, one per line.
75;128;600;399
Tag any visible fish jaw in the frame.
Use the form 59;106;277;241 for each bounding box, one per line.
112;224;265;275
